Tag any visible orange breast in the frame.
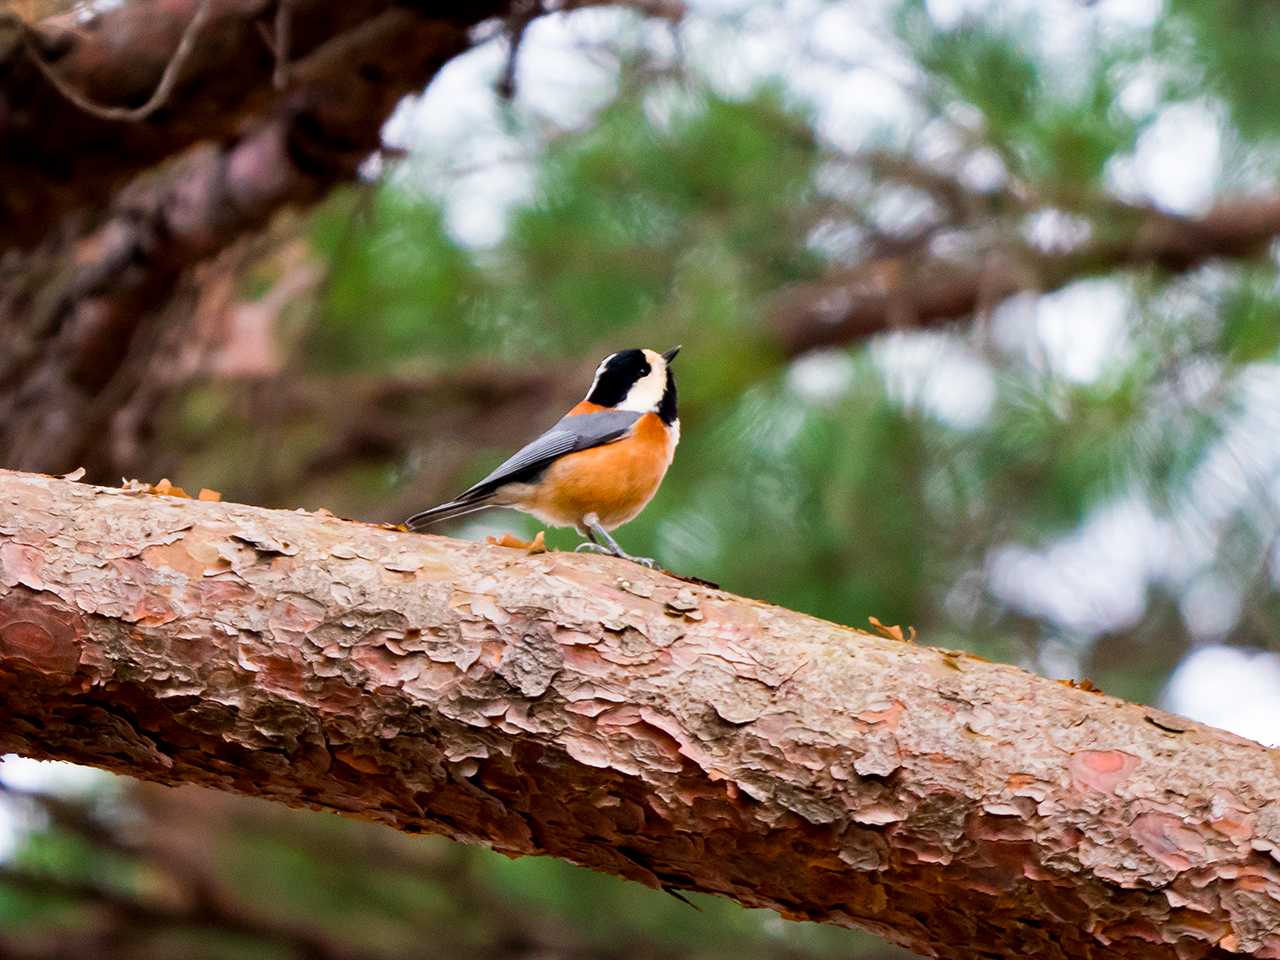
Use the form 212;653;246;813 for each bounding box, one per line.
523;412;675;531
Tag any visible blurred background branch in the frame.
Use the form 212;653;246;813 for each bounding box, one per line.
770;192;1280;354
0;778;901;960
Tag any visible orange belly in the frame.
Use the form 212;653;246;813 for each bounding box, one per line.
518;412;675;531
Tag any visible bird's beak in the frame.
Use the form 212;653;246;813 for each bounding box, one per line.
662;345;682;363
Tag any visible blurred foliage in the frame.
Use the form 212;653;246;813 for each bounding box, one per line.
897;1;1152;187
1162;0;1280;142
304;85;820;368
309;190;487;370
12;0;1280;957
0;777;899;959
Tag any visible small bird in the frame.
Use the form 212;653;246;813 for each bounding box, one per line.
406;347;681;567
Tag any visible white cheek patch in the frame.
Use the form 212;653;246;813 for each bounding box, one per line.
617;366;666;412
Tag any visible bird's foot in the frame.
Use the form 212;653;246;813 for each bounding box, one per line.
576;516;660;568
574;541;658;569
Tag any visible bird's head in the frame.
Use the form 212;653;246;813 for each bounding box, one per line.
585;346;680;424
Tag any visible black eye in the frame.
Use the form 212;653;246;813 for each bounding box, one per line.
588;349;650;405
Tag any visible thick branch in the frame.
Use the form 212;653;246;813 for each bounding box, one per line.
1;469;1278;959
774;195;1280;355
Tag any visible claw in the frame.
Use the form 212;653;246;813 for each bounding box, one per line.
574;540;657;568
574;514;661;568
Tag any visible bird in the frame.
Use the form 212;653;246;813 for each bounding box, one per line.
406;347;681;568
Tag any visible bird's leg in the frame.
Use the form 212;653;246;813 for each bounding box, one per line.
574;514;657;569
573;519;611;556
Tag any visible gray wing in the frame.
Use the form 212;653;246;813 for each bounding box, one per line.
458;409;643;500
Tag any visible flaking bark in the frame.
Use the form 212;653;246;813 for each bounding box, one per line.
1;468;1278;960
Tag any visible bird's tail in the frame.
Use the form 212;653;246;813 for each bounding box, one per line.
405;497;494;531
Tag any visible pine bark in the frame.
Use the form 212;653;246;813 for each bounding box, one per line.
2;469;1278;959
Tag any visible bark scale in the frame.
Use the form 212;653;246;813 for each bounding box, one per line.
1;469;1278;960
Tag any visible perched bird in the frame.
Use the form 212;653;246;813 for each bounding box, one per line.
406;347;681;567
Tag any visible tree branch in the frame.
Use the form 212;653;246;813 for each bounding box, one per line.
0;0;511;250
0;8;480;478
19;0;215;123
0;865;373;960
1;469;1278;959
773;194;1280;356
